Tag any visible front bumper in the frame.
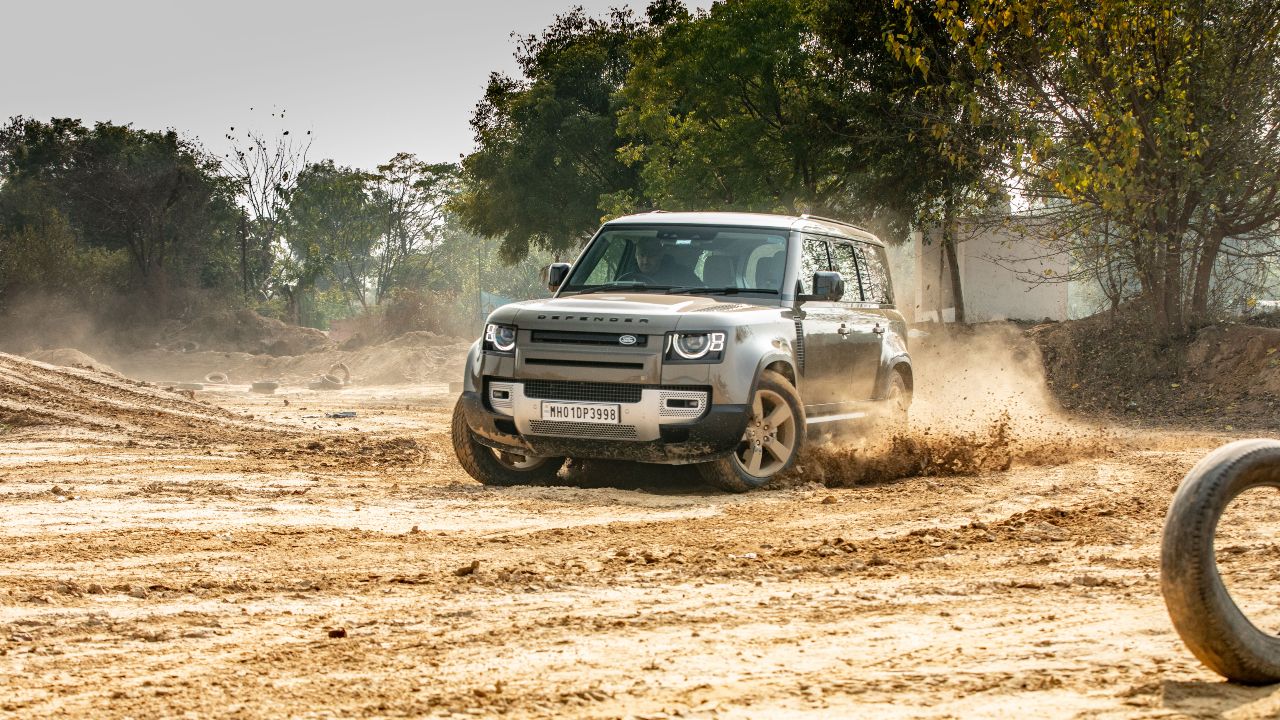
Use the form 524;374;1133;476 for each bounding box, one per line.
456;389;749;464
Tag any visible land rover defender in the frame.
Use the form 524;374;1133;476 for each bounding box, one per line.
451;211;912;491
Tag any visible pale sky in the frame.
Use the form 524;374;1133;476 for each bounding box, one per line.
0;0;706;171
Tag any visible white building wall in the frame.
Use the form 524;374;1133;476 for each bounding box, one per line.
898;223;1071;323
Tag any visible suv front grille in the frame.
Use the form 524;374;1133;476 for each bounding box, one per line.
528;420;640;439
509;379;708;405
530;330;649;347
523;379;643;403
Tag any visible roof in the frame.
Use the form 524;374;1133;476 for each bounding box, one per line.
602;210;883;246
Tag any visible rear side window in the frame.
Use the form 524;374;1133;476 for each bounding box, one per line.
830;242;864;302
797;236;830;295
852;243;893;304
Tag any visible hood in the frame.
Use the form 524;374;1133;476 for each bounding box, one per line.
488;294;778;333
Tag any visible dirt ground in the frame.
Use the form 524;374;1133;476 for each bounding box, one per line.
4;347;1280;719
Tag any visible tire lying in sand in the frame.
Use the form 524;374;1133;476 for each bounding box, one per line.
329;363;351;384
1161;438;1280;684
250;381;279;394
205;372;229;384
310;374;345;391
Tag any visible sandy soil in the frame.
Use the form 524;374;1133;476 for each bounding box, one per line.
4;354;1280;718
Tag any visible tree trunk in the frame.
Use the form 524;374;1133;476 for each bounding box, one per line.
1162;233;1185;334
1189;229;1225;325
941;195;966;323
282;285;300;326
238;212;250;298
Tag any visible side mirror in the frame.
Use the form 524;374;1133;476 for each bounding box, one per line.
801;270;845;302
545;263;571;291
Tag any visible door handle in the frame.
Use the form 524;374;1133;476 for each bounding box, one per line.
838;324;851;336
872;323;886;335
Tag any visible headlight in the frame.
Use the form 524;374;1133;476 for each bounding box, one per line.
666;331;726;362
484;323;517;354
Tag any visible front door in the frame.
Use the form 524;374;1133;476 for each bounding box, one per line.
795;236;852;412
830;240;885;401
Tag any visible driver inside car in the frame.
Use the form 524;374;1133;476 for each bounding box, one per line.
625;242;701;286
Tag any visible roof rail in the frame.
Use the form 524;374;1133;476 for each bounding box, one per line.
799;213;869;234
647;209;667;214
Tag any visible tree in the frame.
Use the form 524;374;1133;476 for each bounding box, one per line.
0;117;238;312
222;122;311;301
454;7;647;262
893;0;1280;332
812;0;1012;323
281;160;381;324
370;154;459;303
618;0;854;214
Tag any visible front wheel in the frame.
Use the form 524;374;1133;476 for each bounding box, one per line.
1161;438;1280;684
697;370;805;492
451;398;564;486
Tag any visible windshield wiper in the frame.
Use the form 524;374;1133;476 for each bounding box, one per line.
569;282;676;295
666;286;780;295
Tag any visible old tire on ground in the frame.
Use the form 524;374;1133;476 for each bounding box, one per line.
1161;438;1280;684
329;363;351;384
450;398;564;486
697;370;805;493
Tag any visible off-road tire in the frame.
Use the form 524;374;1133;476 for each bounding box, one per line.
879;372;910;434
697;370;805;493
451;397;563;487
1161;438;1280;684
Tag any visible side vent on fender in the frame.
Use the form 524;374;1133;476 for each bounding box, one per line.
794;318;805;374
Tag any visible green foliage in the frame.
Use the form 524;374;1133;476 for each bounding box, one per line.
282;159;382;321
459;0;1011;282
454;7;646;262
0;209;131;312
619;0;852;214
371;154;460;303
0;117;239;316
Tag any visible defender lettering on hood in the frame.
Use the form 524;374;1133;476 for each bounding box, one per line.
535;315;650;323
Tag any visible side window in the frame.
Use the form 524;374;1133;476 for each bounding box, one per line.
852;243;893;304
830;242;864;302
797;237;830;294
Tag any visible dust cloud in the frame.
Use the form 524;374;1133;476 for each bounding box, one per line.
794;323;1115;488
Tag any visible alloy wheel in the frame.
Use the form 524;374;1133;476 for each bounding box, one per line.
734;388;798;478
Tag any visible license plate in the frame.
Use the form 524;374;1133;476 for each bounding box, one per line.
540;401;620;424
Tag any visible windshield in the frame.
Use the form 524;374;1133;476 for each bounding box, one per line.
561;225;788;295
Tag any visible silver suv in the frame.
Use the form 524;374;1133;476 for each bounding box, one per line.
451;211;912;491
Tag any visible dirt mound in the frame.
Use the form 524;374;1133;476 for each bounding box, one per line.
380;330;463;349
0;352;266;445
23;348;118;376
1186;324;1280;396
112;332;471;387
162;309;331;357
1032;315;1280;429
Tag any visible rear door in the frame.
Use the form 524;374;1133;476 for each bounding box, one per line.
830;240;884;401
